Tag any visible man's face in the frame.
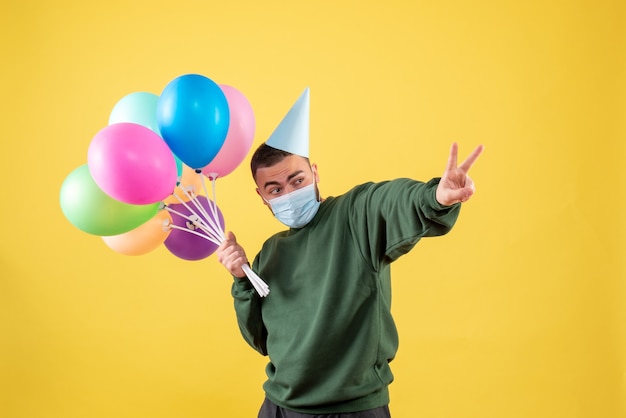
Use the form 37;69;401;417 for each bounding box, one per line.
255;155;319;206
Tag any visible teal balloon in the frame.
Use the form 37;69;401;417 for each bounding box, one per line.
109;92;161;134
174;155;183;180
60;165;160;236
109;92;183;179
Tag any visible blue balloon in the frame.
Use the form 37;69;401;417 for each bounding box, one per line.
157;74;230;169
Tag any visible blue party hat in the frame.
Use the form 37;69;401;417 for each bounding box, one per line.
266;87;310;157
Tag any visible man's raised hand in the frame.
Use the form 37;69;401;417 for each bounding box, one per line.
435;143;484;206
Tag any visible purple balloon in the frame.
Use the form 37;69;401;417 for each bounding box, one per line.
164;196;225;261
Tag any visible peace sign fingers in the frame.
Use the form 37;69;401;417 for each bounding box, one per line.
436;143;484;206
457;143;484;173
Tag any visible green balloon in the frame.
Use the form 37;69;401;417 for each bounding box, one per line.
60;164;160;236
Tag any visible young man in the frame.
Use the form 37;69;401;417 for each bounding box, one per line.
217;89;483;417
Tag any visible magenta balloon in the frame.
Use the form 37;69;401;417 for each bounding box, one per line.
201;85;255;178
88;123;178;205
164;196;225;261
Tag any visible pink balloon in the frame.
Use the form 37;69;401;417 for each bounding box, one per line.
88;123;178;205
201;85;255;178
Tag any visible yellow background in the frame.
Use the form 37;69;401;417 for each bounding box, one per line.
1;0;624;417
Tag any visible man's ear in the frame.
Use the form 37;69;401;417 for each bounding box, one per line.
256;188;269;206
311;163;320;183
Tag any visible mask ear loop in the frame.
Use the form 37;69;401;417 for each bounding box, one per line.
313;181;321;202
259;194;276;216
310;164;321;202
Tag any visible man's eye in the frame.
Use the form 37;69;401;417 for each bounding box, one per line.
270;187;281;194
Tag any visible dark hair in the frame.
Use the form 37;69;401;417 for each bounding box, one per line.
250;143;310;179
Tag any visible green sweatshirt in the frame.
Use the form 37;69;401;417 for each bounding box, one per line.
231;178;461;414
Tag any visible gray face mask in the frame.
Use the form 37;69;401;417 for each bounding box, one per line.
266;183;321;228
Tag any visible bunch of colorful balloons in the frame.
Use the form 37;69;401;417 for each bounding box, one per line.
60;74;269;296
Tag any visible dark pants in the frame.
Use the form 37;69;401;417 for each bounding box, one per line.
258;398;392;418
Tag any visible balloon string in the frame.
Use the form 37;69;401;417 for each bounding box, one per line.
168;203;221;243
169;189;223;242
166;208;220;244
211;176;224;239
242;264;270;296
184;188;223;241
181;173;223;241
165;194;223;243
200;173;225;241
163;205;223;243
167;224;221;246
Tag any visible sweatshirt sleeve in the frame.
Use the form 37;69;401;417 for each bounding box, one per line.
349;177;461;267
231;258;268;356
